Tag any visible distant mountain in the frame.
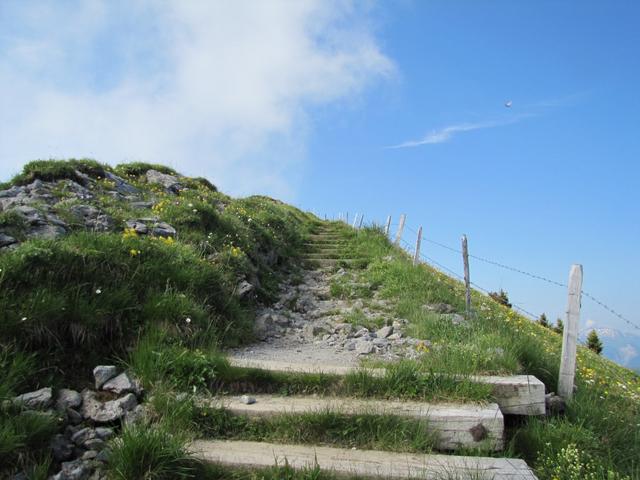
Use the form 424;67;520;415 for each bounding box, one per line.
580;328;640;371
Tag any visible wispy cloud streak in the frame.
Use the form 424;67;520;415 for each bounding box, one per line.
387;114;532;149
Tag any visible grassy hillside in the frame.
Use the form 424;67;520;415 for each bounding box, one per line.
1;160;638;479
0;159;316;476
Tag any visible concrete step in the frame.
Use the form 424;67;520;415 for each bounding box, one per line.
206;394;504;451
192;440;538;479
227;358;546;416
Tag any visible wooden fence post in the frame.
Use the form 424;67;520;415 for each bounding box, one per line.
352;214;359;229
384;216;391;236
413;226;423;266
394;214;406;245
346;212;349;225
461;235;471;318
358;214;364;229
558;264;583;399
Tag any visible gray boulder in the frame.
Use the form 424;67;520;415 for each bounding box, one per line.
71;427;96;446
101;372;142;396
123;404;149;426
52;459;91;480
14;387;52;409
376;325;394;339
124;220;148;235
105;172;139;195
237;280;254;298
81;390;137;424
356;340;374;355
56;389;82;411
146;170;183;193
150;222;176;238
93;365;118;389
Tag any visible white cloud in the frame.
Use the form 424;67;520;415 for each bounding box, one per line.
387;114;532;149
617;344;638;366
0;1;393;198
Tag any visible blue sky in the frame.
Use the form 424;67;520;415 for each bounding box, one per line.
0;1;638;336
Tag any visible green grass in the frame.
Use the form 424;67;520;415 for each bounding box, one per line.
106;420;196;480
195;408;438;453
335;227;640;479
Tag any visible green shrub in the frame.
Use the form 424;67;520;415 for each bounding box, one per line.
536;443;630;480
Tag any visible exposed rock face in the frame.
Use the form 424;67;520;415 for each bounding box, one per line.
14;387;52;409
69;205;113;232
146;169;183;193
104;172;139;195
0;233;16;248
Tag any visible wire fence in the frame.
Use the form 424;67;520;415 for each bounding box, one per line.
334;212;640;333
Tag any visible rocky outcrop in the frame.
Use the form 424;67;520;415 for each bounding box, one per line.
146;169;183;193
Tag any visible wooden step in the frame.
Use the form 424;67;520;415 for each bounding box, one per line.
227;358;546;416
206;394;504;451
192;440;538;479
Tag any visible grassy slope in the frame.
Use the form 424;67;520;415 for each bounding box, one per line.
0;159;316;476
331;227;640;479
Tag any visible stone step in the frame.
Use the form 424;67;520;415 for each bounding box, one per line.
206;394;504;451
192;440;538;479
227;358;546;416
304;253;350;259
303;258;366;268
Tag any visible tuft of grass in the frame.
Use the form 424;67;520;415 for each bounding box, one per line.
9;158;109;186
107;420;196;480
195;407;437;453
114;162;178;177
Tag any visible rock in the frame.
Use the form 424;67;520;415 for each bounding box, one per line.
95;449;110;463
124;220;148;234
129;201;154;209
302;323;325;340
53;459;91;480
50;434;75;462
376;325;394;339
333;323;353;334
69;205;112;232
84;438;106;451
94;427;114;440
353;328;369;338
123;404;149;426
424;303;456;314
0;233;17;248
237;280;254;298
356;340;374;355
81;390;137;423
150;221;176;238
146;170;183;193
240;395;256;405
388;333;403;341
56;389;82;411
105;172;139;195
545;393;566;415
372;338;389;347
101;372;141;396
28;222;67;239
14;387;52;409
254;313;275;340
450;314;466;325
66;408;84;425
93;366;118;389
82;450;98;461
71;427;96;446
